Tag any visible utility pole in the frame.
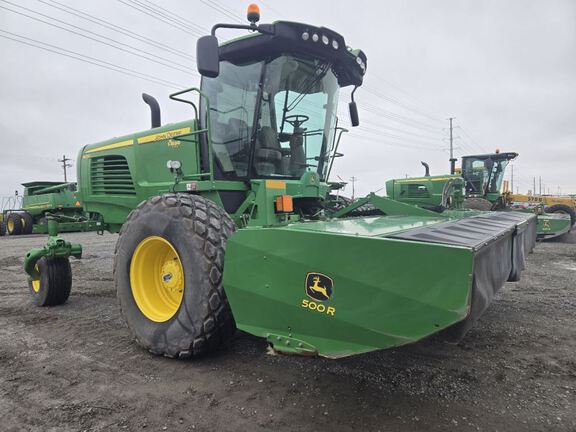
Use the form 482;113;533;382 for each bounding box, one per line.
510;165;514;194
533;177;536;196
58;155;72;182
448;117;456;174
349;176;357;201
539;176;542;195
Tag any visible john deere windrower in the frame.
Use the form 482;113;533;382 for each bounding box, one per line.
22;5;537;359
385;152;571;241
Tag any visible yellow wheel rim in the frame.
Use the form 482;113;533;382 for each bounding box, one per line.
130;236;184;322
31;265;40;293
7;218;14;233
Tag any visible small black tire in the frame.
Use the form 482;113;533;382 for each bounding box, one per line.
546;204;576;227
28;257;72;306
0;220;6;236
6;213;23;235
463;197;493;211
21;212;34;235
114;193;237;358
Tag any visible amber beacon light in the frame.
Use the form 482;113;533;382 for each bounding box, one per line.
247;3;260;24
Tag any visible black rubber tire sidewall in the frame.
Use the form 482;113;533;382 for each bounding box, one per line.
28;257;72;306
0;221;5;236
115;194;236;358
21;212;34;235
7;213;23;235
546;204;576;227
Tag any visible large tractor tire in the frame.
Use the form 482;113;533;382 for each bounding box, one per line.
28;257;72;306
21;212;34;235
115;193;237;358
6;213;23;235
545;204;576;227
0;220;5;236
463;197;493;211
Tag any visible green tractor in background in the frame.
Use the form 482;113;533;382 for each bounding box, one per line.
1;182;101;236
459;151;517;211
21;5;537;359
384;162;465;212
387;151;571;240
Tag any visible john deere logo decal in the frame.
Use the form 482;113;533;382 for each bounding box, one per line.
305;273;333;301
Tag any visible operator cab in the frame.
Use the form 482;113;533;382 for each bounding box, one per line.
196;5;367;182
461;151;518;198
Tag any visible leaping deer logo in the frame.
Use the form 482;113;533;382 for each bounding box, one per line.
305;273;333;301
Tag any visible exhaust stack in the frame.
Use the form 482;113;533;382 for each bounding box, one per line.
421;161;430;177
142;93;161;128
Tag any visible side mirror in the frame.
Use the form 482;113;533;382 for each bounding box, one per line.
349;101;359;127
196;35;220;78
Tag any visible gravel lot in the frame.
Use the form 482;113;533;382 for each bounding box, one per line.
1;230;575;432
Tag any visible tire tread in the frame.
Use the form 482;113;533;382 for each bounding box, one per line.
115;193;237;358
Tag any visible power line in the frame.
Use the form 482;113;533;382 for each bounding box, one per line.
362;84;446;125
0;29;186;89
117;0;205;37
0;2;198;77
368;72;446;116
457;125;489;153
37;0;196;60
198;0;244;23
134;0;208;34
361;101;444;133
122;0;207;36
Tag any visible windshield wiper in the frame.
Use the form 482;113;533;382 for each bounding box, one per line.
285;63;330;112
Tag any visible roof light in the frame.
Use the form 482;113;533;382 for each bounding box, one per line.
247;3;260;24
332;40;339;49
302;31;309;41
321;35;329;45
312;33;319;42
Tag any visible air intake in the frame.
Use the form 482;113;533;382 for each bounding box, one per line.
90;155;136;195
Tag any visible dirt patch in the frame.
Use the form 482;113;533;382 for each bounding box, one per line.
0;231;575;431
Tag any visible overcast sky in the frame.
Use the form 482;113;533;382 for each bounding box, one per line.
1;0;575;200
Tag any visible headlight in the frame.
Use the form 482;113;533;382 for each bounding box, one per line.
166;160;182;170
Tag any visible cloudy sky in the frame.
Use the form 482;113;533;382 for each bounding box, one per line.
1;0;575;200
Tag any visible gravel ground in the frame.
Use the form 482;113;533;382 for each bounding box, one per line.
0;230;575;432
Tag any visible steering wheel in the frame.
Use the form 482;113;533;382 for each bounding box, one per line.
284;114;309;129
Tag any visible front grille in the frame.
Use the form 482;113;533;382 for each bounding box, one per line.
402;183;429;198
90;155;136;195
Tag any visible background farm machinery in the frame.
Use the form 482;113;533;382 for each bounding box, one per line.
0;182;101;236
386;152;572;241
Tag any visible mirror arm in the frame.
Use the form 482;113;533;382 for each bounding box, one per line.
211;23;274;36
351;86;358;103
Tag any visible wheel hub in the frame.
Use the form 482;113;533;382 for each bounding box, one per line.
130;236;185;322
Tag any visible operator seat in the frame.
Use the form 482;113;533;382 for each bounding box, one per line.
289;126;306;177
255;126;282;175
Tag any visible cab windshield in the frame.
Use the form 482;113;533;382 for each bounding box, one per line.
201;55;340;180
463;157;510;195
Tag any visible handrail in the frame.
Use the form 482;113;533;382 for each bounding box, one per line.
327;126;349;180
169;87;215;183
